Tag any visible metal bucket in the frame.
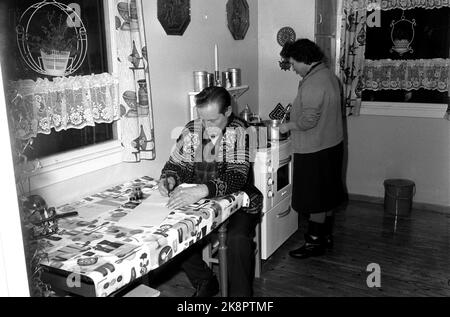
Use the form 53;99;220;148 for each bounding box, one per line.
383;179;415;216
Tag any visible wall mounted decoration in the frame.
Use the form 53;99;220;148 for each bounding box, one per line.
277;26;296;46
390;11;416;56
279;59;291;71
157;0;191;36
16;0;88;77
277;27;296;71
226;0;250;40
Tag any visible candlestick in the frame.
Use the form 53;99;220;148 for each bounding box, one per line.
214;70;221;86
214;44;219;72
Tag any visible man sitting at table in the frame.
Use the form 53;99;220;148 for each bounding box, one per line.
159;86;262;297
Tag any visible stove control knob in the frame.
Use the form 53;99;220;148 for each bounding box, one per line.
267;178;274;185
267;166;273;173
267;190;274;198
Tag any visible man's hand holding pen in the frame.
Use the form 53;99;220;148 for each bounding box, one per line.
159;177;209;210
158;176;176;197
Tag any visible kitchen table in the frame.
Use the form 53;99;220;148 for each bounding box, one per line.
38;176;248;297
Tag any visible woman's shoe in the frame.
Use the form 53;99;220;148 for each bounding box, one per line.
289;234;325;259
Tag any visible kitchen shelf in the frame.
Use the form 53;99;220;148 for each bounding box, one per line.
188;85;249;120
188;85;248;98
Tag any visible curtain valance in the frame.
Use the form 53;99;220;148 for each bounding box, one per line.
378;0;450;10
363;58;450;91
9;73;119;140
345;0;450;10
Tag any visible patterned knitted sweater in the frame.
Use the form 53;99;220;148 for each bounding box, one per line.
161;115;262;214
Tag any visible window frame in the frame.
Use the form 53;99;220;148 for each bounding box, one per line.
27;0;122;192
359;101;447;118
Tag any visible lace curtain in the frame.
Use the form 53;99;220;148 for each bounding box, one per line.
349;0;450;10
377;0;450;10
8;73;119;140
364;58;450;91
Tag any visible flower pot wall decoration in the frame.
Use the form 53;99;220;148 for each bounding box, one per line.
40;49;71;77
390;11;416;56
16;0;88;77
226;0;250;40
157;0;191;35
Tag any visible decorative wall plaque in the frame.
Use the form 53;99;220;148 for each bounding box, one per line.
157;0;191;36
277;27;296;46
226;0;249;40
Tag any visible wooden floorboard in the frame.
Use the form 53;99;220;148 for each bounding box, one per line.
149;200;450;297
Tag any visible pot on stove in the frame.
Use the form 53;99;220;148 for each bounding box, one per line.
261;119;289;141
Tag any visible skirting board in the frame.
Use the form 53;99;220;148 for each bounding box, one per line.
348;193;450;214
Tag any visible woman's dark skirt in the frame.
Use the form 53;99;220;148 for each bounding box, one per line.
292;142;346;214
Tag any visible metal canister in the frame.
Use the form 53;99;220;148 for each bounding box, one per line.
193;71;208;92
221;71;232;88
207;73;215;87
227;68;241;87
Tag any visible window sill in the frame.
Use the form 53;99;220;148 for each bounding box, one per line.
28;140;122;191
360;101;448;118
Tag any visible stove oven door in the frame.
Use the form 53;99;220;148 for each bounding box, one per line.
261;195;298;260
272;155;292;207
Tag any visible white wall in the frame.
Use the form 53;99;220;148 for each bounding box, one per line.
346;116;450;207
144;0;259;173
258;0;315;118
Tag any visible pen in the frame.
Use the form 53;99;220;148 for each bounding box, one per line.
162;178;172;197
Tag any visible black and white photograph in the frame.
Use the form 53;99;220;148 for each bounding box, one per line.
0;0;449;303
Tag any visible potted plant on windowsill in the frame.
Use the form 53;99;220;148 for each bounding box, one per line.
28;11;79;77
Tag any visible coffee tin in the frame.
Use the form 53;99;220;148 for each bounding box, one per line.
227;68;241;87
221;71;232;88
193;71;208;91
207;73;215;87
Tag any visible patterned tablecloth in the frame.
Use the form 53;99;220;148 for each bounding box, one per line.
39;176;248;297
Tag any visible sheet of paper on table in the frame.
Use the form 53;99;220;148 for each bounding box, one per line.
61;200;123;219
118;190;170;227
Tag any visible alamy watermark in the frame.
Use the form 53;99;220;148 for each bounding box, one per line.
347;0;382;28
366;263;381;288
168;122;281;165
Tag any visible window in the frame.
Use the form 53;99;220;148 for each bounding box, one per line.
4;0;114;159
0;0;121;191
362;7;450;117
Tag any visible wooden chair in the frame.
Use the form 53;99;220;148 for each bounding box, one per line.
202;222;261;278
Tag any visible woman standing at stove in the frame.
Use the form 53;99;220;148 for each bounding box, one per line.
279;39;346;259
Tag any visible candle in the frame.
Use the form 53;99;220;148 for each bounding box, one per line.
214;44;219;72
